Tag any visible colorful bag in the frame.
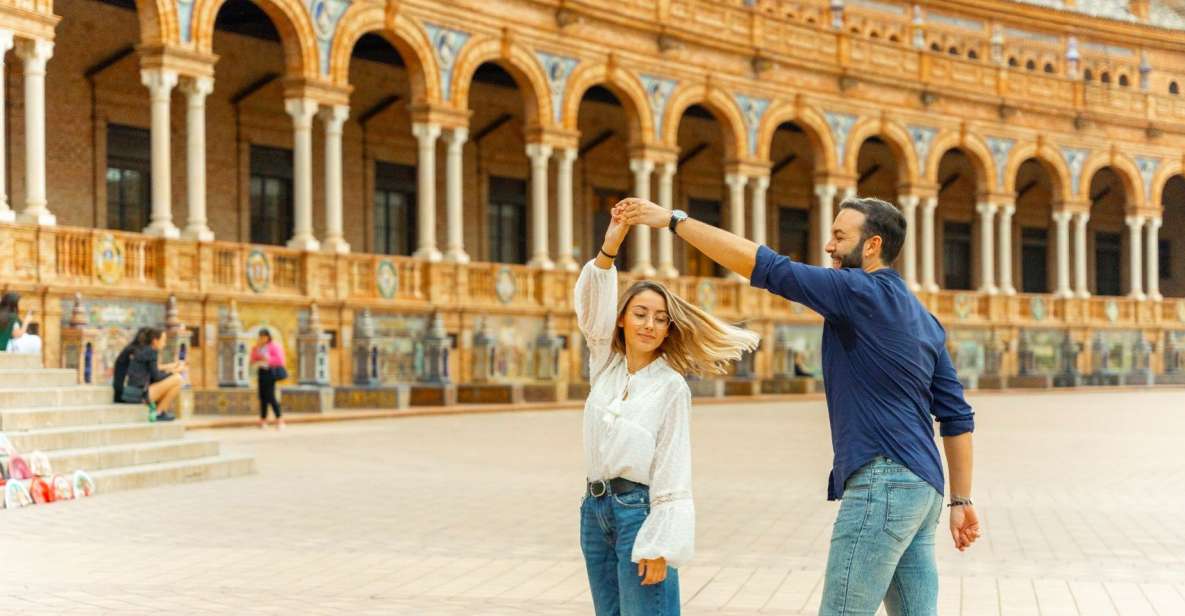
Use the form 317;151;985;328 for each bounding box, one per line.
72;470;96;498
29;476;53;504
7;455;31;480
52;474;73;501
5;480;32;509
29;451;52;477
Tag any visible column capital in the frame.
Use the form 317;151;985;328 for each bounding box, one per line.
898;194;920;209
443;126;469;146
179;75;214;99
976;201;998;216
657;160;676;178
921;195;938;212
1145;216;1162;229
1074;211;1090;224
998;203;1016;217
1052;210;1074;223
629;158;656;174
814;183;838;199
555;146;577;164
525;142;554;160
751;175;770;191
318;104;349;129
284;97;319;127
282;76;349;107
140;68;178;99
15;38;53;67
412;121;442;143
724;173;750;189
138;43;218;79
1124;214;1146;228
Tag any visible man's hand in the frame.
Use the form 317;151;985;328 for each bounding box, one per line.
614;198;671;230
637;557;668;585
949;504;982;551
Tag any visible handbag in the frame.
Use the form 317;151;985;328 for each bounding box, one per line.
271;365;289;381
120;384;146;404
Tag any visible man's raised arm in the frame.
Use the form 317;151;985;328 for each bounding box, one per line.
615;198;759;278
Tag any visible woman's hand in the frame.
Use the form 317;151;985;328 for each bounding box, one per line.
637;558;667;586
594;213;630;269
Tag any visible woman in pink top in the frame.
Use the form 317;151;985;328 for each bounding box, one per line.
249;328;287;430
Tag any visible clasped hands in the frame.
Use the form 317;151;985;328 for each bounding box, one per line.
610;198;671;231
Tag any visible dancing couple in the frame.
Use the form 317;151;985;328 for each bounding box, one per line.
575;196;980;616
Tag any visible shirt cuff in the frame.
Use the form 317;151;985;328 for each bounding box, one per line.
938;414;975;437
749;245;776;291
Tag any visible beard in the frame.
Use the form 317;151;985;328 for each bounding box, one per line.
836;238;866;269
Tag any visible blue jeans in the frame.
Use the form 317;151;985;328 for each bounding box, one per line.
819;456;944;616
580;486;681;615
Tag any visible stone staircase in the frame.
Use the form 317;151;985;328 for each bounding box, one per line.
0;352;253;497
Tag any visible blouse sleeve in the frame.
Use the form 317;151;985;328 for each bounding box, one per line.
631;379;695;568
573;259;618;384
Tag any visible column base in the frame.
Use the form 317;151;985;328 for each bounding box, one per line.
1149;292;1163;302
528;256;555;270
1076;290;1091;299
1056;289;1075;299
414;246;443;262
1002;286;1016;296
978;285;999;295
443;248;471;264
631;264;657;277
556;258;578;272
656;265;679;279
323;237;351;254
908;281;922;293
287;236;321;252
181;225;214;242
925;283;940;293
1129;292;1147;301
143;220;180;239
18;208;55;226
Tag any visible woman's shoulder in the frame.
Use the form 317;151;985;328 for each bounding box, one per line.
655;361;691;397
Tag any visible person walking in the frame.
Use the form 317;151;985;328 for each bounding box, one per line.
616;196;980;616
575;214;759;615
250;328;287;430
123;328;184;422
0;292;34;352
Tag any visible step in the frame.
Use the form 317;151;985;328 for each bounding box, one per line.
0;353;42;370
0;386;112;408
0;404;147;431
44;439;221;474
6;421;185;452
90;454;255;493
0;368;79;388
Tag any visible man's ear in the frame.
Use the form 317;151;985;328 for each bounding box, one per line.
865;235;883;259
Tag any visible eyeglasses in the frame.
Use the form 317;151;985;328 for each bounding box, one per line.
628;310;670;329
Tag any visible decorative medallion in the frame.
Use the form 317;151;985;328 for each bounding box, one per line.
307;0;350;75
953;294;974;319
245;249;271;293
1104;299;1120;323
1135;156;1160;201
94;233;124;285
735;94;770;157
639;75;677;138
696;280;717;313
537;52;579;124
1060;147;1089;197
907;126;938;169
425;23;471;102
1177;299;1185;323
986;137;1014;192
1030;296;1047;321
824;112;857;167
494;266;517;304
376;260;399;299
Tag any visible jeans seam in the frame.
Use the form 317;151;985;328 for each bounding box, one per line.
839;487;874;616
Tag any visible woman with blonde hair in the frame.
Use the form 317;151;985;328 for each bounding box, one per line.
575;209;760;615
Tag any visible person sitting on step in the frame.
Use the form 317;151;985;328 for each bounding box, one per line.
122;327;185;422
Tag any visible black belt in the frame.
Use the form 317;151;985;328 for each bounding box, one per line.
587;478;645;498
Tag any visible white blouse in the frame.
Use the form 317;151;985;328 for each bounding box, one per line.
574;260;696;568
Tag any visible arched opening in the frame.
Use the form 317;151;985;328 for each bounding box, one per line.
1171;81;1181;95
1088;168;1129;296
1044;63;1056;74
889;34;901;43
1014;159;1058;294
948;46;960;56
466;62;529;264
869;31;880;39
967;49;979;60
1161;175;1185;297
1118;74;1130;87
1008;57;1020;68
1101;71;1112;84
578;85;635;270
934;149;979;290
1025;59;1037;71
1084;68;1094;81
769;122;817;265
674;104;727;277
933;43;944;53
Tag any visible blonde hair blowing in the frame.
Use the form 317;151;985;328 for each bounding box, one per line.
612;280;760;377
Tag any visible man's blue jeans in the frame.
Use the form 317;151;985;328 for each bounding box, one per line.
580;486;681;615
819;456;944;616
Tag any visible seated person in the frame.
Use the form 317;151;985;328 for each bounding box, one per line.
112;328;148;404
123;328;185;422
7;322;41;355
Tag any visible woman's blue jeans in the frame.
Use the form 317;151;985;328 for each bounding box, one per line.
580;486;681;615
819;456;944;615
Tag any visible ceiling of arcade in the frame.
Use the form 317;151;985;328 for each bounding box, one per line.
24;0;1185;215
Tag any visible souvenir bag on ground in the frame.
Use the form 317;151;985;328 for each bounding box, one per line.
29;476;53;504
52;474;73;501
7;455;32;480
73;470;96;498
5;480;32;509
29;450;52;477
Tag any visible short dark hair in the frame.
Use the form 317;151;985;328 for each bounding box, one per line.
839;197;907;264
258;328;272;341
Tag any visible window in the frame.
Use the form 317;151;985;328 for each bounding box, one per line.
1161;239;1172;279
889;34;900;43
967;49;979;60
592;189;630;268
948;46;960;56
1118;74;1130;87
778;207;810;264
943;222;972;290
1095;232;1122;296
249;146;294;246
1084;68;1094;81
1008;57;1019;68
933;43;944;53
1101;71;1112;84
1021;227;1049;294
1044;63;1055;74
687;198;724;277
1171;81;1180;95
869;31;880;39
1025;59;1037;71
373;162;416;256
487;176;527;264
106;124;151;232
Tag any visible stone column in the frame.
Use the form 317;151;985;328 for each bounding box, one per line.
285;98;319;251
443;127;469;263
16;39;54;225
141;68;180;238
1147;217;1162;301
976;201;998;294
899;195;920;291
1074;212;1090;298
180;77;214;241
725;174;748;240
1053;211;1073;298
526;143;554;269
921;196;938;291
1126;215;1145;299
554;147;577;271
629;158;655;275
815;184;837;267
320;105;349;253
411;122;442;261
751;175;770;246
998;202;1016;295
0;31;13;223
656;161;678;278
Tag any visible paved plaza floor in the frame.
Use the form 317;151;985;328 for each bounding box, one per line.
1;389;1183;615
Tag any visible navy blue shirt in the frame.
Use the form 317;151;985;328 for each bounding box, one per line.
750;245;975;500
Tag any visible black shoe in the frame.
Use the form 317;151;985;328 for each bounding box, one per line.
155;412;176;422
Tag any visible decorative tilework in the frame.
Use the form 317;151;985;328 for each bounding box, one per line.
537;52;579;124
735;94;770;157
424;23;471;102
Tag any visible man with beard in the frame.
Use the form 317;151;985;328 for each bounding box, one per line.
614;196;980;616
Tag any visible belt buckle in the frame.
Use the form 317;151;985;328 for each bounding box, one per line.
589;479;608;498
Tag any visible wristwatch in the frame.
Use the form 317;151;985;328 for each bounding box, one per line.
668;209;688;234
